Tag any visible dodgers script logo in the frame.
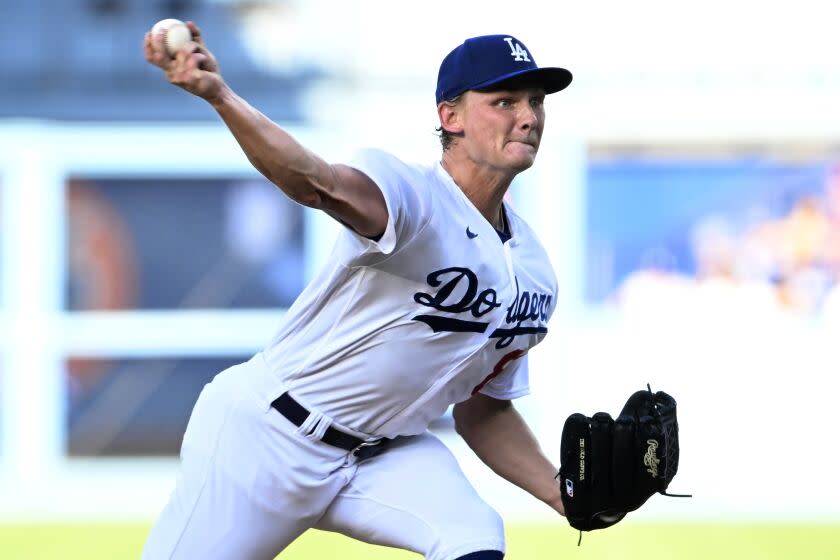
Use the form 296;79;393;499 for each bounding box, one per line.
412;267;550;348
503;37;531;62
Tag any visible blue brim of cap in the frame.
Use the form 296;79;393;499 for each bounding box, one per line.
470;66;573;95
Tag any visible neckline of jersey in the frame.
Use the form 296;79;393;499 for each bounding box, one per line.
434;160;517;245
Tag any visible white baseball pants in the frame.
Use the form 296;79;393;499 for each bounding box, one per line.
141;354;505;560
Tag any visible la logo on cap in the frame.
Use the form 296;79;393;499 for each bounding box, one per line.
503;37;531;62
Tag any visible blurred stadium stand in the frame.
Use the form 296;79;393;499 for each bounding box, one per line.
0;0;320;121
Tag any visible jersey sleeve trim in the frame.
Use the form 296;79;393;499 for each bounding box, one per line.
343;149;403;255
477;385;531;400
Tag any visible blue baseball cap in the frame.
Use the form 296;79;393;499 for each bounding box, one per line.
436;35;572;104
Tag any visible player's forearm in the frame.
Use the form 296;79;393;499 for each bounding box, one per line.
209;85;333;208
455;402;564;514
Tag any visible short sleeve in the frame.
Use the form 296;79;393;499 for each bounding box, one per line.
479;353;530;400
343;148;428;256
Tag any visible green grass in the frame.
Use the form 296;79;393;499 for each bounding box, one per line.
0;522;838;559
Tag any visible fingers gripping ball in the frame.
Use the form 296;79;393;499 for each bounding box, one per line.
151;18;192;57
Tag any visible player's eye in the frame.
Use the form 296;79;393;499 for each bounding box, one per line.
530;96;545;108
495;98;512;108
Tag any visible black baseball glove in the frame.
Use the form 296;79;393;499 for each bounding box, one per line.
557;386;688;537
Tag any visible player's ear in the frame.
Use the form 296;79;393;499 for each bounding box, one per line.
437;99;464;135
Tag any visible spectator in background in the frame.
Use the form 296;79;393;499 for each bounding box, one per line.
689;215;779;318
774;195;833;313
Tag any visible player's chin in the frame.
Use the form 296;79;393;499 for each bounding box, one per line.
505;149;537;171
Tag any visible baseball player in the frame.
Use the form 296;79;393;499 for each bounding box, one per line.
142;22;573;560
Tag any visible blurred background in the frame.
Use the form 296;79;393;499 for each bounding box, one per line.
1;0;839;558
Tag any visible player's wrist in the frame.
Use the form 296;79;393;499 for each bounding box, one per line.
539;482;565;516
206;82;234;109
547;493;565;516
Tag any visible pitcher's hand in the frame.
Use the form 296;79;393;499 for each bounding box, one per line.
144;21;225;102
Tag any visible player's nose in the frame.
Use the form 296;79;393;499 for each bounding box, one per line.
517;104;539;131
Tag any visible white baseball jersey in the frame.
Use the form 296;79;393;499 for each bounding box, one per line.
261;148;557;438
144;148;553;559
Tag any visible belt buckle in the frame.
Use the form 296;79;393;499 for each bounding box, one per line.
352;439;384;460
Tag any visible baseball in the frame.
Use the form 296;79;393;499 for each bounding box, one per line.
151;18;192;57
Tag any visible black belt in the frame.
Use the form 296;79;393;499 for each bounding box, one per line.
270;392;388;460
